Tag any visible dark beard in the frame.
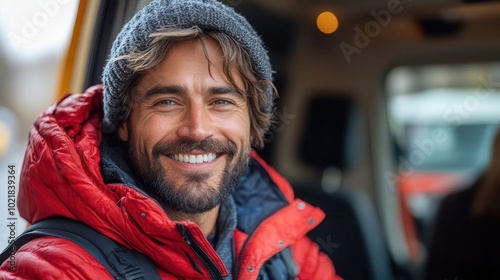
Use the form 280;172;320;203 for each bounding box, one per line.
129;138;250;214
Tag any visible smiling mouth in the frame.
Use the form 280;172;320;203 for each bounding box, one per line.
169;153;219;164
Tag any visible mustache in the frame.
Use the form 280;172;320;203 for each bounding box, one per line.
152;138;237;157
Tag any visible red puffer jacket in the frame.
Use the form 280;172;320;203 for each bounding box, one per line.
0;85;342;279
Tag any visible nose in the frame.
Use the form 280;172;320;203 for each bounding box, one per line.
176;102;213;141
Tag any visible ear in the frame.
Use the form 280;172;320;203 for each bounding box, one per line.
117;121;129;142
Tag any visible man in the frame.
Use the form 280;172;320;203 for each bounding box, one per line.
0;0;342;279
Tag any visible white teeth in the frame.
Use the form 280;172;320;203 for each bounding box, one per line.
170;153;217;164
189;155;196;163
196;155;203;163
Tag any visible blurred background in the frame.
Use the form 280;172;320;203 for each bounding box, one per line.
0;0;79;248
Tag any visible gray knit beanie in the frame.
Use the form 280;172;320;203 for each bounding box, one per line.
101;0;273;133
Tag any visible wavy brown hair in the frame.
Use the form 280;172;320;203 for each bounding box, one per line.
115;26;277;148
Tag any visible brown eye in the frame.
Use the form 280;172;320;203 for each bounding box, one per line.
154;99;177;106
212;99;232;105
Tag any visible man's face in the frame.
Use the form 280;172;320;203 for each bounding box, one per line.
118;38;251;214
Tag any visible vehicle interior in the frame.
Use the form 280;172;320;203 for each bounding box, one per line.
2;0;500;279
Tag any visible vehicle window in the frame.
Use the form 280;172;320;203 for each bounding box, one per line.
385;62;500;258
0;0;79;248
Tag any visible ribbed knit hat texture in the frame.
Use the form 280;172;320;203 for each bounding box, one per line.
101;0;273;133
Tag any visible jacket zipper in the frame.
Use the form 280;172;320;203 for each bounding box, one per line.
177;224;224;280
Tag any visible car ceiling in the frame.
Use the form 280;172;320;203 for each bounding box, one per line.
241;0;500;19
221;0;500;54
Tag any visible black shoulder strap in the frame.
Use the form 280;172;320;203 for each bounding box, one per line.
0;217;161;280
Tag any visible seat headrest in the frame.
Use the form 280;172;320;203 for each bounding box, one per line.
298;95;362;170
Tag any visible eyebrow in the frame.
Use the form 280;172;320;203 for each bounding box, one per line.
207;86;245;99
141;85;245;100
142;85;183;100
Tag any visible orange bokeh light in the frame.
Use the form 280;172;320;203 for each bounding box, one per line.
317;11;339;34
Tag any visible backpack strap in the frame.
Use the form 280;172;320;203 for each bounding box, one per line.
0;217;161;280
